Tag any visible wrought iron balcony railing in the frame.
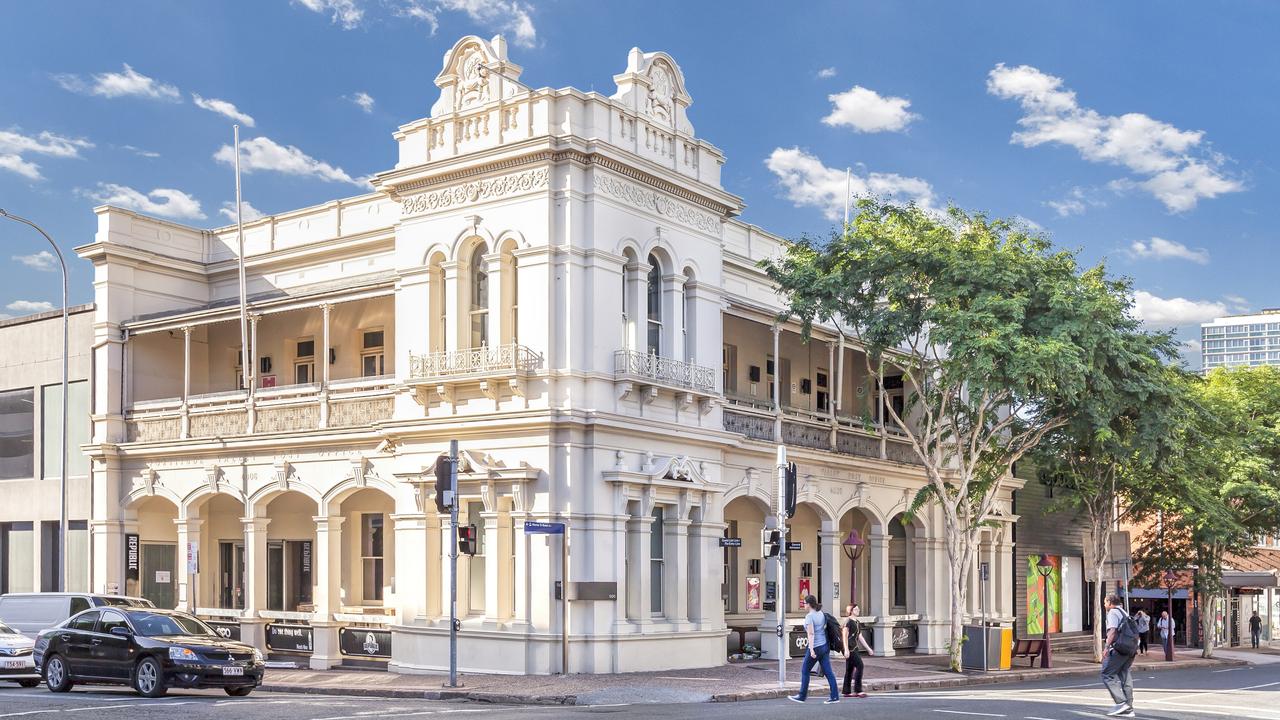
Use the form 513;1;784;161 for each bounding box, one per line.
613;350;718;394
408;343;540;381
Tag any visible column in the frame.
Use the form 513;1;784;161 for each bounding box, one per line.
484;253;505;348
240;517;270;650
310;515;344;670
819;523;841;610
247;315;259;434
511;509;531;627
391;513;427;624
174;516;203;613
687;512;724;628
181;325;192;439
826;341;837;447
442;260;463;352
424;511;444;620
868;532;893;656
771;325;782;440
319;304;331;428
626;512;653;624
996;527;1015;619
482;511;502;620
666;516;690;626
661;273;686;362
624;259;649;354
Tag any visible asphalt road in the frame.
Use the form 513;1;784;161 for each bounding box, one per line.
1;664;1276;719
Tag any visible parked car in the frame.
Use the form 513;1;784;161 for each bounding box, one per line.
36;607;263;697
0;593;155;637
0;620;39;687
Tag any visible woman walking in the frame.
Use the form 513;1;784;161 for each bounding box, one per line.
788;595;840;705
841;603;875;698
1134;609;1150;655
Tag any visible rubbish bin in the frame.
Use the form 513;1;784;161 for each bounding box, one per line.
961;624;1012;670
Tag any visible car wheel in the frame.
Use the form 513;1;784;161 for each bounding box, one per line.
133;656;167;698
224;686;253;697
18;679;41;688
44;654;73;693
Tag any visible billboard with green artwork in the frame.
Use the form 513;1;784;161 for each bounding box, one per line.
1026;554;1062;634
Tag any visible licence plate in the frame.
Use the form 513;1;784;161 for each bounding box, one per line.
221;666;244;676
1;659;27;669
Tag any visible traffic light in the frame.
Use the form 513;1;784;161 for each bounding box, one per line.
784;462;797;518
434;454;453;514
763;529;781;558
458;524;478;556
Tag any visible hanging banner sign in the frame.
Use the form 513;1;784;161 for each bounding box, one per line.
340;628;393;658
125;534;140;581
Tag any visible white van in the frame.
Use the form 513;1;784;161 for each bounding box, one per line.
0;593;155;637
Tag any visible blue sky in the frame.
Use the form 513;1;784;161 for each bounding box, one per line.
2;1;1276;366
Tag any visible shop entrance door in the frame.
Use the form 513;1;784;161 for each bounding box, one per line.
219;542;245;609
141;543;176;609
267;542;285;611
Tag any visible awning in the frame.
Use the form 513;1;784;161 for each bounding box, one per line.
1223;570;1279;588
1124;588;1189;600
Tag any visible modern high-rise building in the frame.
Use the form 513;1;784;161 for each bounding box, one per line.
1200;309;1280;370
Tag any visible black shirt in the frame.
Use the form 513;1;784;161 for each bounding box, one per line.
1250;615;1262;631
845;618;862;642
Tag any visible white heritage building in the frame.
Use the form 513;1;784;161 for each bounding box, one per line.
78;36;1020;674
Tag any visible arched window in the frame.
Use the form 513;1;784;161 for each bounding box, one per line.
509;253;518;345
470;245;489;348
646;254;662;356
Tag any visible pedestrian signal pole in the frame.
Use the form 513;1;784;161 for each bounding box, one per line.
776;444;787;687
435;441;461;688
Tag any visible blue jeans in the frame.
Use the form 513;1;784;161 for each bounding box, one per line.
798;644;838;701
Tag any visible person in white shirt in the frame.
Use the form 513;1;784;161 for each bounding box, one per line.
1100;593;1136;718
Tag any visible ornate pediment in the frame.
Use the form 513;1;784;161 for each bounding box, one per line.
432;35;528;117
612;47;694;136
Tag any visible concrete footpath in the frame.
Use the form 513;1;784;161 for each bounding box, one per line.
257;648;1254;706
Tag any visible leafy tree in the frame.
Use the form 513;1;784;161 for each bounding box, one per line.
764;200;1146;671
1133;366;1280;658
1033;343;1186;662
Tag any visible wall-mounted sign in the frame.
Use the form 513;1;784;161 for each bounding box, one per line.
206;621;241;641
125;534;140;581
339;627;392;658
892;621;919;649
267;624;313;653
719;537;743;548
786;541;802;552
797;578;812;609
300;540;312;574
155;570;171;584
524;521;566;534
746;577;761;611
789;628;808;658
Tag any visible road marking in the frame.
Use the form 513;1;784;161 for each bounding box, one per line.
0;712;60;719
64;701;203;712
933;712;1006;718
1212;667;1240;672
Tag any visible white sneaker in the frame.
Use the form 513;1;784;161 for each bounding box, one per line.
787;695;805;703
1106;704;1133;717
1114;710;1135;718
823;698;840;704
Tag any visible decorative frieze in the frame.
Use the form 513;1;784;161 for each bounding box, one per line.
593;173;721;235
399;168;549;217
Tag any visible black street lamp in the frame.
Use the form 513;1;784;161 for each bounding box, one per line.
1163;570;1177;661
842;529;866;611
1035;554;1054;668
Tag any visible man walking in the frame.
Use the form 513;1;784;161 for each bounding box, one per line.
788;595;840;705
841;603;875;698
1250;610;1263;649
1101;593;1138;718
1134;609;1150;655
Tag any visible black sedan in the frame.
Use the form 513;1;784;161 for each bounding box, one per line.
35;607;263;697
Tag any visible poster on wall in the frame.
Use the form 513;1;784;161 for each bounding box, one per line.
798;578;812;609
1026;554;1062;635
746;576;761;611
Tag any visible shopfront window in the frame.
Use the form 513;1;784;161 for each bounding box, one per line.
41;381;89;478
361;514;385;602
0;388;34;479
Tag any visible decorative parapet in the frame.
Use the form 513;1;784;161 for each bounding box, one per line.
408;343;540;381
723;408;774;442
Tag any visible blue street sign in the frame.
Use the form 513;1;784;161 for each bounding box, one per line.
524;521;566;534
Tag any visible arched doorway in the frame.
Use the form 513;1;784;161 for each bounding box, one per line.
334;487;396;610
723;495;769;619
261;490;318;612
127;496;178;608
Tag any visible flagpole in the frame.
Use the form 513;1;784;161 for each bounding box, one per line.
234;125;250;394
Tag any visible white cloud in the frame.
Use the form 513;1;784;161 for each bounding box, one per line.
347;91;375;113
0;154;43;181
1044;186;1105;217
439;0;535;46
1131;290;1225;327
817;67;837;79
214;136;371;189
192;94;256;127
81;183;207;220
12;251;57;272
122;145;160;158
219;200;265;223
987;64;1242;212
1128;237;1209;265
1013;215;1044;233
6;300;55;314
822;86;919;134
765;147;935;221
55;64;180;101
295;0;364;28
392;0;441;31
1181;338;1202;354
0;129;93;181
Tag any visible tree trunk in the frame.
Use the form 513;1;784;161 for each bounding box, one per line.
1201;595;1217;659
1092;556;1107;663
948;552;968;671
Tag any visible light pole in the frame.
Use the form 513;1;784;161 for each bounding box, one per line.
841;529;865;614
1035;554;1054;668
1163;570;1176;661
0;209;68;592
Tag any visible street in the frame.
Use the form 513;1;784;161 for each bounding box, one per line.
0;664;1276;719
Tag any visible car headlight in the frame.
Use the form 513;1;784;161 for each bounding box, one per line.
169;646;199;662
252;648;263;663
